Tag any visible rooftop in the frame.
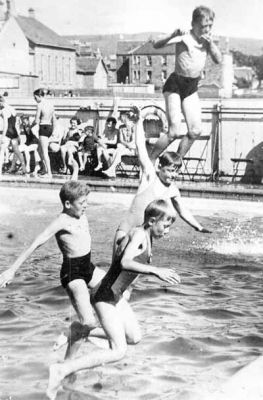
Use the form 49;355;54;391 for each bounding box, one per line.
16;15;75;51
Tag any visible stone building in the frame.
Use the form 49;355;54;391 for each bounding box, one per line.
0;0;76;96
76;57;108;90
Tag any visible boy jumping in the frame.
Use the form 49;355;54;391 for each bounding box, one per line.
47;198;181;399
0;181;105;360
151;5;222;160
114;106;211;254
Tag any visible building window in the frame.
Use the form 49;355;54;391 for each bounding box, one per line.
48;55;51;82
62;57;65;82
40;54;44;81
138;70;141;81
146;56;152;66
133;70;137;80
146;70;152;83
69;57;71;83
55;56;58;82
161;55;167;66
161;70;167;81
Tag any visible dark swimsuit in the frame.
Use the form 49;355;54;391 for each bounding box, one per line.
163;72;199;100
6;114;19;139
60;252;95;288
93;235;151;305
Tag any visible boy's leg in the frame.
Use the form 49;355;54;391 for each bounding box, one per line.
178;92;202;158
116;297;142;344
150;92;182;161
65;279;98;360
47;301;127;400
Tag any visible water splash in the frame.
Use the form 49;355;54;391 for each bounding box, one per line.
206;221;263;256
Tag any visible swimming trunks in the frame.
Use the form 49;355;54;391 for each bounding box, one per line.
39;124;53;138
60;252;95;288
163;73;199;100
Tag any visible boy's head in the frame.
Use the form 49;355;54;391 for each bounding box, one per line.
157;152;182;186
144;199;176;238
60;181;90;205
192;6;215;38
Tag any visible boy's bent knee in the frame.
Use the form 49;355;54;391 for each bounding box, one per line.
187;129;201;140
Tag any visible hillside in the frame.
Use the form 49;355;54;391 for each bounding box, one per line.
63;33;263;57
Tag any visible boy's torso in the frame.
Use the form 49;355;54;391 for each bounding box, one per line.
56;213;91;258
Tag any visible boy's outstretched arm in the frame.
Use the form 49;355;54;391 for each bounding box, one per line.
171;197;211;233
153;29;185;49
134;110;153;174
121;230;180;284
0;217;63;288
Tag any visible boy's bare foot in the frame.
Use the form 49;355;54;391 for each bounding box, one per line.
46;363;65;400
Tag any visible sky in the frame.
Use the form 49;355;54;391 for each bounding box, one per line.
14;0;263;39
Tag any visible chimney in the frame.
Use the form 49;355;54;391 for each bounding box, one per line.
0;0;5;21
28;7;35;18
6;0;17;19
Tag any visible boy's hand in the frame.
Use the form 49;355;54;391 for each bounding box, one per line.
0;269;15;288
156;268;181;285
200;33;212;44
171;29;187;38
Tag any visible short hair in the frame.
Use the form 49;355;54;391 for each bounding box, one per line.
70;116;79;124
106;117;117;125
144;199;176;224
33;88;45;97
59;181;90;204
119;123;127;131
192;6;215;23
158;151;182;169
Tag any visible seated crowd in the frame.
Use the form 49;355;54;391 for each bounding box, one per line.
0;109;137;180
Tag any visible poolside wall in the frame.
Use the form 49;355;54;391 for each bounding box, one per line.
11;96;263;183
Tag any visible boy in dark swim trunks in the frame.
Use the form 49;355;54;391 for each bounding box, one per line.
46;199;180;400
0;181;105;362
151;5;221;160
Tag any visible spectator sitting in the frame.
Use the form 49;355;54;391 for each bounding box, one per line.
94;116;119;171
59;116;82;175
10;115;41;175
78;124;97;173
102;123;136;178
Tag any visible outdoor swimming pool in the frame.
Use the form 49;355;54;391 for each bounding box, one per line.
0;186;263;400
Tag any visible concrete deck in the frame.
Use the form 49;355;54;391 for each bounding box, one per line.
1;174;263;202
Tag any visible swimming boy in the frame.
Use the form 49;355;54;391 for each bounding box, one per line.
0;181;105;358
114;106;211;254
47;198;181;400
151;5;222;160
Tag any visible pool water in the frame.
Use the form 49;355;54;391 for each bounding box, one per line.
0;187;263;400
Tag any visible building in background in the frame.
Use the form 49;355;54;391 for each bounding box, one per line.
0;0;77;96
116;38;234;98
76;57;108;91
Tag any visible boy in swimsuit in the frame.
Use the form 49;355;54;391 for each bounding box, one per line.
46;198;180;400
151;5;222;160
114;106;211;254
0;181;105;363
